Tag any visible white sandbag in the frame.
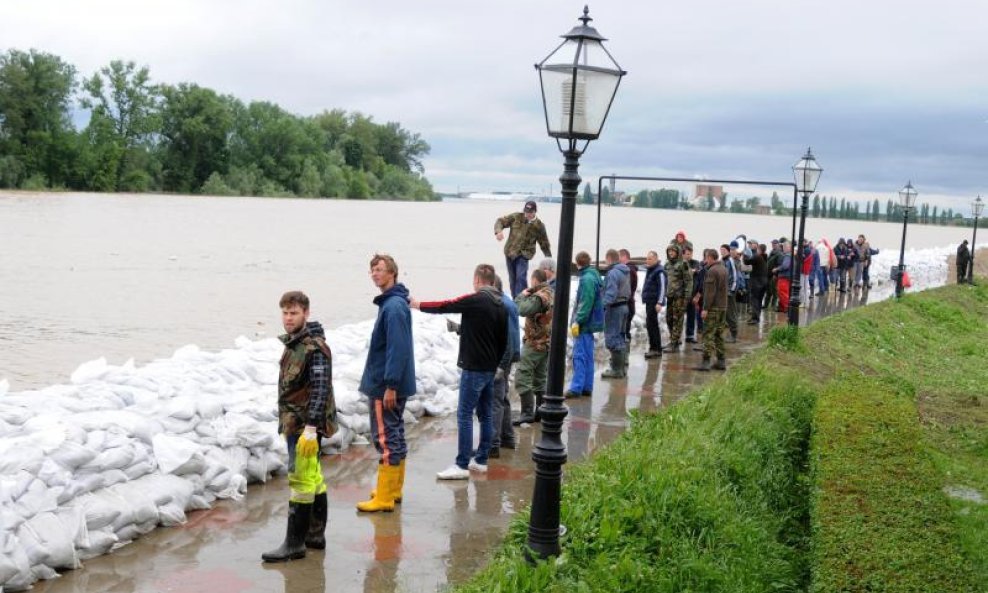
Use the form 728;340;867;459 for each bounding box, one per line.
49;441;98;470
76;492;122;531
112;518;158;545
122;459;155;480
0;403;32;426
196;397;224;420
12;477;57;521
0;532;31;586
69;471;107;497
157;502;187;527
26;511;78;569
108;483;158;530
70;357;110;384
30;563;59;581
83;445;136;472
163;396;197;420
0;437;44;475
186;493;212;511
101;469;129;488
216;474;247;500
16;521;50;567
55;506;89;549
152;434;204;475
76;528;117;561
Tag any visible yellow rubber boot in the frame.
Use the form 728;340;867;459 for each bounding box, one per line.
369;459;405;504
357;464;399;513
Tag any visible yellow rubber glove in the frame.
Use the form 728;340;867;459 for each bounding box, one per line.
569;323;580;338
296;425;320;458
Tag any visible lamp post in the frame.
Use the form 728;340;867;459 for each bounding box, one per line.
970;196;983;284
530;5;625;561
788;148;823;326
895;181;918;298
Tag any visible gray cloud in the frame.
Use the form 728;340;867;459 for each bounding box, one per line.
2;0;985;208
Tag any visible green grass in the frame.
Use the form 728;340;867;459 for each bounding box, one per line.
454;284;987;592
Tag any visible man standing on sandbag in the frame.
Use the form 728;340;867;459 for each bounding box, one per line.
357;254;416;512
263;291;337;562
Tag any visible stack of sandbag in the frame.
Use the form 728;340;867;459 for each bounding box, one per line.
0;312;465;590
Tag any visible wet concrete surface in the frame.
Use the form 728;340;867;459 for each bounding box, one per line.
36;291;874;593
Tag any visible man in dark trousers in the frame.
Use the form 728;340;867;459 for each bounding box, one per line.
619;249;638;342
641;250;667;359
263;291;336;562
357;254;416;513
411;264;507;480
957;240;971;284
494;201;552;297
683;246;700;343
744;242;769;324
601;249;631;379
697;249;728;371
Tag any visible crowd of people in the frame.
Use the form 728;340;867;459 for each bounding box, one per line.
260;200;899;563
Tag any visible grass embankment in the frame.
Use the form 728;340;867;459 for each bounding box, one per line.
455;284;987;593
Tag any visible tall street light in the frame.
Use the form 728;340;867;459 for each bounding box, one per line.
969;195;983;284
895;181;918;298
530;5;625;561
789;148;823;326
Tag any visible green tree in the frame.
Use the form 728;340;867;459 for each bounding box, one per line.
872;199;880;221
581;182;593;204
812;195;820;217
0;49;78;188
158;83;233;193
81;60;162;190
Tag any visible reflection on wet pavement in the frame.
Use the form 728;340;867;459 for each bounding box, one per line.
35;292;876;593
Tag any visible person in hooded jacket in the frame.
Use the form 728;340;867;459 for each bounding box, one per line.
356;255;416;513
263;291;337;562
601;249;630;378
670;230;693;255
664;244;693;351
957;239;971;284
565;251;604;398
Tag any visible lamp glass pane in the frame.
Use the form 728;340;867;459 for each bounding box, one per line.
899;185;917;208
539;38;622;138
973;198;984;217
792;157;822;193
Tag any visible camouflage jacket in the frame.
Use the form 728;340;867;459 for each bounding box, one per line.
516;283;554;351
278;322;338;438
494;212;552;260
664;246;693;300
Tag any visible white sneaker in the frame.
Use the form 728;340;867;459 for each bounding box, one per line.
468;459;488;473
436;465;470;480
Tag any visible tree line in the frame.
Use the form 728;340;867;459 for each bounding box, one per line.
579;183;973;227
0;49;436;200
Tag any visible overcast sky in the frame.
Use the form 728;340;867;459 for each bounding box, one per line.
2;0;986;209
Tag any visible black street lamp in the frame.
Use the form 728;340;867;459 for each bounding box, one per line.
970;195;983;284
895;181;918;298
788;148;823;326
529;5;625;561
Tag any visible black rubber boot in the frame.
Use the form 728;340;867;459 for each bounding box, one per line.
713;358;727;371
305;492;327;549
695;358;711;372
262;501;312;562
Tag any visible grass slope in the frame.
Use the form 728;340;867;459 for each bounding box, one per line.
454;284;986;593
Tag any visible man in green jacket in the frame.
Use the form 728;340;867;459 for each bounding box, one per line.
495;201;552;298
565;251;604;398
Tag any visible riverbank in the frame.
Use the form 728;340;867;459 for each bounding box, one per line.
456;282;986;592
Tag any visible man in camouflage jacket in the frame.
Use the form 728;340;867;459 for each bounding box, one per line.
263;291;337;563
512;268;554;425
663;244;693;351
495;201;552;298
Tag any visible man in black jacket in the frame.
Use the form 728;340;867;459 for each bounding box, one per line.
957;240;971;284
411;264;508;480
744;243;769;324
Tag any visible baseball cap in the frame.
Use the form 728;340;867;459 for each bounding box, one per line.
524;201;537;213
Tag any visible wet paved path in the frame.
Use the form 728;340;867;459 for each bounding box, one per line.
36;290;876;593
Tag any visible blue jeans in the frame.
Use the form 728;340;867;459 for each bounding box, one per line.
568;333;595;394
604;304;628;351
456;369;495;469
368;396;407;466
816;267;829;293
505;255;529;298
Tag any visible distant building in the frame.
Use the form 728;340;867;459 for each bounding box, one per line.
691;184;726;209
754;205;773;216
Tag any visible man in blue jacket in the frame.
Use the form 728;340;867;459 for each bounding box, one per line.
565;251;604;398
357;254;416;512
490;275;520;458
601;249;630;379
641;250;667;358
